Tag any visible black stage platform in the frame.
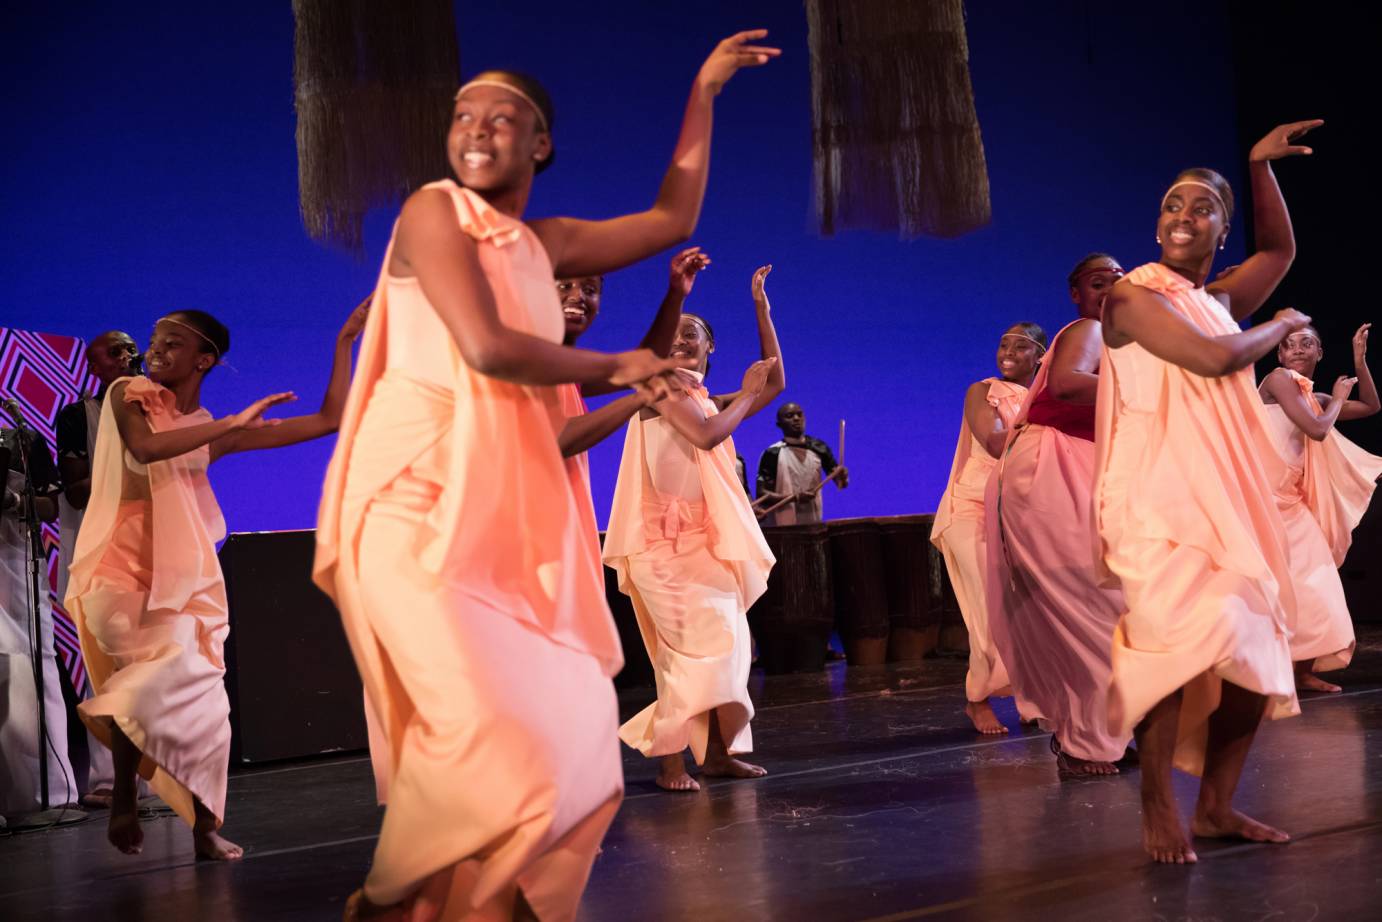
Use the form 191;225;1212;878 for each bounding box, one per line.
5;630;1382;921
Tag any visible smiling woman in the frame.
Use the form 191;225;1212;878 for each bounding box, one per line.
64;300;367;864
930;321;1046;737
1094;120;1325;865
312;31;780;922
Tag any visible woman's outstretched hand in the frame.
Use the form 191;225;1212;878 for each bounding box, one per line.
751;264;772;307
740;357;778;396
229;392;297;430
696;30;781;96
338;296;372;343
1249;119;1324;162
1331;376;1358;403
670;246;712;297
1353;323;1371;364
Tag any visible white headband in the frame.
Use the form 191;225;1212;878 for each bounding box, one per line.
1161;180;1228;217
454;80;549;133
157;316;221;358
1005;332;1047;354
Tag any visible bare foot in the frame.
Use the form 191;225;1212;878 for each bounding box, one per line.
82;788;115;810
965;699;1008;735
702;755;768;779
1056;752;1119;778
655;753;701;792
107;808;143;855
194;825;245;861
1142;797;1197;864
1191;806;1290;844
1296;670;1342;694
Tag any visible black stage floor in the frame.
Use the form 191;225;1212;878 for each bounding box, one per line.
5;630;1382;921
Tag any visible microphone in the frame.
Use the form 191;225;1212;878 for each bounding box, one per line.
1;397;27;429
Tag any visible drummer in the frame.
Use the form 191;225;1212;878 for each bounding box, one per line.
755;402;847;525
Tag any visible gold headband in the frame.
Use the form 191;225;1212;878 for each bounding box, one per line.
1161;180;1228;217
454;80;549;133
157;316;220;358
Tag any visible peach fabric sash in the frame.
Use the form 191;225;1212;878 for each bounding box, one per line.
1092;263;1295;628
1275;369;1382;565
313;180;621;678
931;376;1027;546
65;377;225;619
602;376;774;608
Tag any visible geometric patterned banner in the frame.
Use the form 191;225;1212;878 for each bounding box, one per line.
0;327;98;695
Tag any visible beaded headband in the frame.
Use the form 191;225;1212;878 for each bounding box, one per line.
454;80;549;133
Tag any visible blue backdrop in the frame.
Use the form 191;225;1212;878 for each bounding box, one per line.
3;1;1254;532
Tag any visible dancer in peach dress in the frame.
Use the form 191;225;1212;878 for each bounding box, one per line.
1095;120;1323;864
556;247;711;493
604;264;785;793
986;255;1131;777
932;322;1046;735
65;303;367;861
1259;322;1382;692
315;33;779;922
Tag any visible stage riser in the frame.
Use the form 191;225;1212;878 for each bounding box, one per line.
220;511;1377;763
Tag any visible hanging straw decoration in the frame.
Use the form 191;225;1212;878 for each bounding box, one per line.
292;0;459;252
806;0;992;240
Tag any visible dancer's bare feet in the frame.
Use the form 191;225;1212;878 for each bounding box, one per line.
1057;752;1119;778
655;753;700;792
107;806;143;855
107;725;143;854
194;825;245;861
965;699;1007;735
1142;795;1197;864
81;788;115;809
193;801;244;861
1191;806;1290;845
1295;669;1342;694
702;754;768;779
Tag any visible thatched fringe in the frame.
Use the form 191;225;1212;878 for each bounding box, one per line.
806;0;992;240
292;0;459;252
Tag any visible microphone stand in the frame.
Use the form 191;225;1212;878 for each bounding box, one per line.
5;426;85;829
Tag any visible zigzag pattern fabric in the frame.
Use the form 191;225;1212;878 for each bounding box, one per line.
0;327;98;694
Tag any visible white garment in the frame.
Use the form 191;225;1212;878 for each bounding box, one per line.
769;444;823;526
0;468;77;814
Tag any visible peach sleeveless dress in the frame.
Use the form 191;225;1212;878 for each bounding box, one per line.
603;373;775;763
1094;263;1298;775
1261;369;1382;671
932;377;1033;707
65;376;231;827
985;322;1129;763
314;181;623;920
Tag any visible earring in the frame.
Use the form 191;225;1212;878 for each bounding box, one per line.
1155;235;1162;244
1219;240;1226;251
